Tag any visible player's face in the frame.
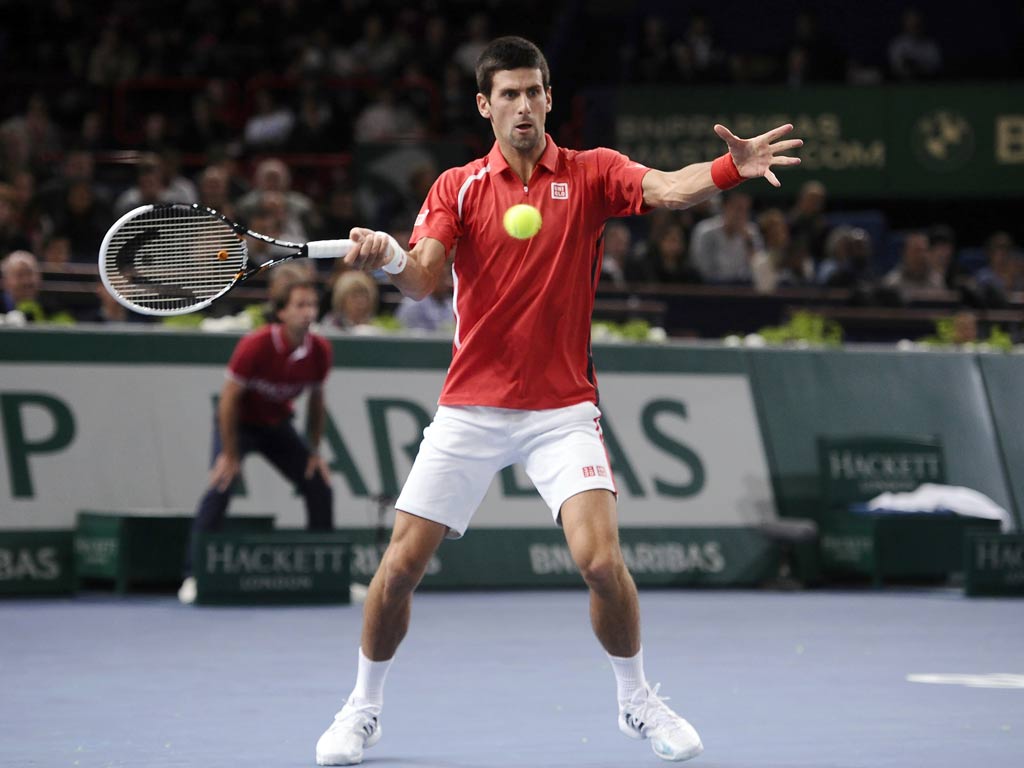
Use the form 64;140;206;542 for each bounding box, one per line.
478;68;551;155
278;285;319;339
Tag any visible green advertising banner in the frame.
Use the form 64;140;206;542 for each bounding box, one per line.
195;532;351;605
339;526;778;589
965;533;1024;597
611;84;1024;198
0;530;74;595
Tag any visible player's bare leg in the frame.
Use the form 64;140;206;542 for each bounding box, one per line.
316;512;447;766
561;490;703;762
561;489;640;657
361;512;448;660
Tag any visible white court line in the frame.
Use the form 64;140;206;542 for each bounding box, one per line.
907;673;1024;688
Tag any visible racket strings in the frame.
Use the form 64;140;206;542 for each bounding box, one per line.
102;207;247;312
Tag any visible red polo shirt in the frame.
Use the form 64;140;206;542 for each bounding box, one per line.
225;324;332;426
410;135;650;409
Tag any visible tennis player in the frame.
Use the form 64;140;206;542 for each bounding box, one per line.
316;36;802;764
178;267;333;603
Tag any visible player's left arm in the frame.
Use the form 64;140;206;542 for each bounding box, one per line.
642;123;803;210
304;386;330;483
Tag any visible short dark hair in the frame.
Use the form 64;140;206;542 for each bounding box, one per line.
475;36;550;99
269;263;317;312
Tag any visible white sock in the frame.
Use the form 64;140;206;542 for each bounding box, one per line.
608;647;647;704
350;648;393;708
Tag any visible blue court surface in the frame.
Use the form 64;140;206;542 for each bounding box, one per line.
2;589;1021;767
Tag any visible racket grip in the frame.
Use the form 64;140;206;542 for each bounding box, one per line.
306;239;355;260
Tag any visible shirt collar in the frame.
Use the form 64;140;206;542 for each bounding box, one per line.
487;133;560;177
271;323;311;361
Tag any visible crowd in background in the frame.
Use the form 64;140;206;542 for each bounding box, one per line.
1;0;1022;336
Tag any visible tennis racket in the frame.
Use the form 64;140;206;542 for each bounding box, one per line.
98;203;354;316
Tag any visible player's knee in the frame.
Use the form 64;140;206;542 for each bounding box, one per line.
379;546;428;597
576;550;624;591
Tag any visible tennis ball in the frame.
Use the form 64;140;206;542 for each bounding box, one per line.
503;204;542;240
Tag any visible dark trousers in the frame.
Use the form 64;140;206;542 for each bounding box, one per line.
184;418;333;574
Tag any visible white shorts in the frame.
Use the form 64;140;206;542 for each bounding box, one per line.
395;401;617;538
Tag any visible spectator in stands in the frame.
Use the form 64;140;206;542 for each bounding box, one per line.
0;185;33;256
751;208;812;292
632;220;703;284
950;310;979;345
259;190;309;244
157;149;198;205
883;231;945;301
453;13;491;78
420;14;452;83
631;16;673;83
599;221;632;288
396;266;454;333
0;94;63;175
180;93;233;154
113;155;174;217
685;11;722;81
197;165;236;219
36;150;109;214
817;225;874;288
52;181;110;263
888;7;941;80
353;87;425;144
87;23;139;85
0;249;71;322
787;180;830;264
927;224;958;289
323;270;380;332
2;250;40;312
9;170;43;252
242;205;290;266
970;232;1024;305
690;191;762;284
81;282;148;324
236;158;317;236
41;235;71;267
788;11;844;82
350;14;405;79
243;89;295;149
287;90;336;153
314;186;361;247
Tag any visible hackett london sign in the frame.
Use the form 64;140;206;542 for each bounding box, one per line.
195;533;351;604
965;534;1024;597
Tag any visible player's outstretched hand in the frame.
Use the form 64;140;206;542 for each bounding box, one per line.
714;123;803;188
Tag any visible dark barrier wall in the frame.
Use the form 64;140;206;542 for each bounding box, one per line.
2;329;1020;543
746;347;1019;527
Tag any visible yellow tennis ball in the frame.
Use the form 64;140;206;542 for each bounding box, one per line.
503;204;542;239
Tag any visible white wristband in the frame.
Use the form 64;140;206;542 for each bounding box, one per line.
378;231;408;275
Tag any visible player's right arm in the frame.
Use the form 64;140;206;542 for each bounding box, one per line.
210;378;244;492
342;231;448;301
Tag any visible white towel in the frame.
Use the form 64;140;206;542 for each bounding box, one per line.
867;483;1014;532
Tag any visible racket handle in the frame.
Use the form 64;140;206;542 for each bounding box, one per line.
305;239;355;260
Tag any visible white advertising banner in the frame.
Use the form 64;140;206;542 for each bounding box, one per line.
0;362;775;530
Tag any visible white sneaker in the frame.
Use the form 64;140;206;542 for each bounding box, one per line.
177;577;196;605
618;683;704;762
315;698;382;765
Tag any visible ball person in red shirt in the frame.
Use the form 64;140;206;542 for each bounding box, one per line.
316;37;801;764
178;268;333;604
